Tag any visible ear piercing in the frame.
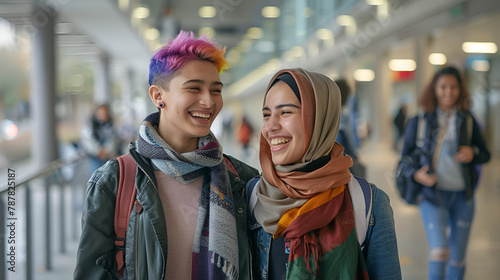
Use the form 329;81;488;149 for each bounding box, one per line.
158;102;165;108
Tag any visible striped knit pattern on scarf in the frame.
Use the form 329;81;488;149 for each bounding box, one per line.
136;112;239;279
278;185;369;279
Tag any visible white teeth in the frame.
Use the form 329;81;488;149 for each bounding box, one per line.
191;112;210;119
270;138;291;146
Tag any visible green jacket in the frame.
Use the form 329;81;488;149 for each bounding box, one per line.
74;142;259;279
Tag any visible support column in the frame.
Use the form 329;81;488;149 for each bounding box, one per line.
94;52;111;104
30;2;58;273
373;52;392;149
30;2;58;167
415;35;434;114
122;69;135;121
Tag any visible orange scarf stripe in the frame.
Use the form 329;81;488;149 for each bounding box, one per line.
274;185;347;238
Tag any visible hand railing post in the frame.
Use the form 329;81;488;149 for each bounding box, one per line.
0;195;6;280
26;184;33;280
59;182;66;254
72;180;78;241
44;178;52;271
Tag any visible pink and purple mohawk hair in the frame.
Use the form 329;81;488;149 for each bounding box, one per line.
148;30;228;86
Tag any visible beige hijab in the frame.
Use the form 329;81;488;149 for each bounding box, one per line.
254;68;353;234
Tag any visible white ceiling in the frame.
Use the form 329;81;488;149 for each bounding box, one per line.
0;0;267;76
1;0;499;86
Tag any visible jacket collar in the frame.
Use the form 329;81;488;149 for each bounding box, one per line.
128;141;158;188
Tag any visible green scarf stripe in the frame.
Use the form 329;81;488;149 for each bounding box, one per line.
286;230;368;279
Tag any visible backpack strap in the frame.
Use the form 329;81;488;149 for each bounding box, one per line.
246;176;261;215
416;112;427;148
466;114;473;145
115;153;137;276
348;175;372;248
224;155;239;177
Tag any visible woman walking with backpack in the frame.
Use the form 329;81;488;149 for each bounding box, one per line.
401;66;490;279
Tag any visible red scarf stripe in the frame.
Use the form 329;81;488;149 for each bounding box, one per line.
281;188;356;262
274;186;346;237
316;191;356;254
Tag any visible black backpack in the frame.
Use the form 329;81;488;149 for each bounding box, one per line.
395;114;426;205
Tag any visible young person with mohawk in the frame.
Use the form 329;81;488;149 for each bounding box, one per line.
74;31;258;280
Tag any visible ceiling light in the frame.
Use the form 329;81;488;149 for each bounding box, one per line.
199;27;216;38
262;6;280;18
315;28;333;40
247;27;263;39
377;3;389;20
365;0;385;5
304;7;314;18
462;42;498;53
144;28;159;40
56;22;72;34
152;42;163;51
388;59;417;71
471;60;490;72
132;7;150;19
199;6;216;18
353;69;375;82
237;40;251;52
428;53;447;65
329;72;339;80
308;42;319;57
284;50;294;62
292;46;305;58
226;50;241;64
119;0;129;11
336;15;355;26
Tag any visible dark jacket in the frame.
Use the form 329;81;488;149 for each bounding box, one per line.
401;109;490;203
74;142;259;279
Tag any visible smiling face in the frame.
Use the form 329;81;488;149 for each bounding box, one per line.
153;60;223;153
435;74;460;112
262;81;305;165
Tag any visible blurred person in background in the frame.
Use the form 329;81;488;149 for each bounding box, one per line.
237;115;254;157
335;78;366;177
80;103;119;174
248;68;401;279
393;104;407;151
401;66;490;280
74;31;258;280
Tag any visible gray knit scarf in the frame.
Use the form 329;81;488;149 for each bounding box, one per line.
136;112;239;279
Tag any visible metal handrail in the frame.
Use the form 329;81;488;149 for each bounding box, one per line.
0;154;84;193
1;153;87;280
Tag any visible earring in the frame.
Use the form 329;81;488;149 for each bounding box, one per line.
158;102;165;108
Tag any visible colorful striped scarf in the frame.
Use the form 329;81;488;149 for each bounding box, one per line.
278;186;369;279
136;112;239;279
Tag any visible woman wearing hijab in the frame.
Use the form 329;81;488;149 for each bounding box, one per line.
248;68;401;279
